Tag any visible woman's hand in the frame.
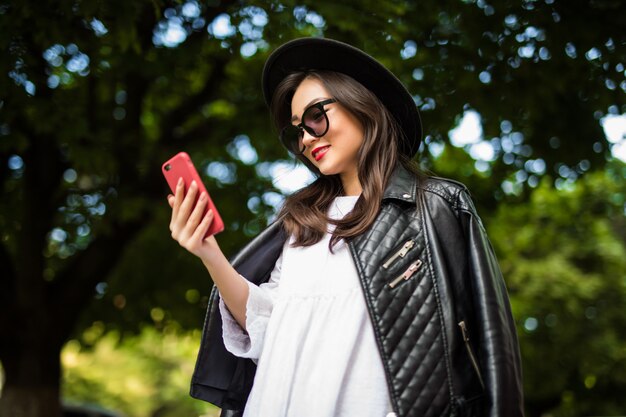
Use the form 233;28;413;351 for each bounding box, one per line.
167;177;250;328
167;178;220;262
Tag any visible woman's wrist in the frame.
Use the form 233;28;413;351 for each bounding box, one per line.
199;236;225;267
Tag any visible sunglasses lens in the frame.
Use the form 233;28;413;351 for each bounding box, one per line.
302;106;328;136
280;100;333;155
280;125;305;155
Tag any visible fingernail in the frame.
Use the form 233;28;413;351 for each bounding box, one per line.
191;180;196;187
200;192;206;200
177;178;183;186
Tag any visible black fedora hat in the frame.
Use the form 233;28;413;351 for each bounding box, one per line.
262;37;422;158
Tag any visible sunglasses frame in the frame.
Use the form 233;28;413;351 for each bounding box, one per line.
280;98;336;155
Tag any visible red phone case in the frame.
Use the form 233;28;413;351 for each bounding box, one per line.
162;152;224;237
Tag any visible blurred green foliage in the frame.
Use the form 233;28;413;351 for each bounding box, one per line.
490;162;626;416
62;325;219;417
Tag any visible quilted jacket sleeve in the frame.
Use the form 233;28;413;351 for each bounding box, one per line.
457;189;524;417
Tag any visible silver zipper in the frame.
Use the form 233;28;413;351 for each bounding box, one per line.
458;321;485;390
383;239;416;269
388;260;422;288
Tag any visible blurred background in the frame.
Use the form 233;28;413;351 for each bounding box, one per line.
1;0;625;416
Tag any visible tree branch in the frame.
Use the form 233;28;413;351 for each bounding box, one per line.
156;0;239;144
158;55;229;145
15;130;65;305
0;240;15;331
49;217;144;342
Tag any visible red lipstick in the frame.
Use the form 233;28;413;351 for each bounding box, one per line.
312;145;330;161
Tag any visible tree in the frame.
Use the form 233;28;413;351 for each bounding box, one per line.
489;162;626;416
0;0;624;416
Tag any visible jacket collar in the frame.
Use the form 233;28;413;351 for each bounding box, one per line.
382;164;418;204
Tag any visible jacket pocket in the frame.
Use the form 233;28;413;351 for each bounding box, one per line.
458;320;485;390
388;260;422;288
382;238;416;269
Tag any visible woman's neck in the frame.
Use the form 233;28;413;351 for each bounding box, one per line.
340;170;362;196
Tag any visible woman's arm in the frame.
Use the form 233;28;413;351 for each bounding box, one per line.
167;178;249;329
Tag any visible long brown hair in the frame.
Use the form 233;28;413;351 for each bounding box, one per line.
270;70;417;250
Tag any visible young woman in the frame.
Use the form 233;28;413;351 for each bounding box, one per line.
168;38;524;417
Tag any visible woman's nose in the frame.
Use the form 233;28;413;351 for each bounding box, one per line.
301;130;319;148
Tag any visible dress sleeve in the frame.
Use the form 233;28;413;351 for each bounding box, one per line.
218;251;282;362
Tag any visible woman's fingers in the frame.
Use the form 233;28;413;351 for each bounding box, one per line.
170;180;197;230
169;179;183;233
168;179;215;256
190;209;214;243
166;177;219;260
179;180;199;219
169;177;184;228
172;178;184;215
183;192;208;235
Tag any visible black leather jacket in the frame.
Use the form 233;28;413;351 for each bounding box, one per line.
190;165;524;417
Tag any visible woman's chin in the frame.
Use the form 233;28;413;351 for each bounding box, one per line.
316;164;338;176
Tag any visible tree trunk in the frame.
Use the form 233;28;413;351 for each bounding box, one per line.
0;344;62;417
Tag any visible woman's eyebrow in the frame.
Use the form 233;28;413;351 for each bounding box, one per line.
291;97;329;122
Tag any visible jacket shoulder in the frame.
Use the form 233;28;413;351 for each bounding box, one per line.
418;176;476;212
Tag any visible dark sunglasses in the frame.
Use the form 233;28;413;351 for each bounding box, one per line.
280;99;336;155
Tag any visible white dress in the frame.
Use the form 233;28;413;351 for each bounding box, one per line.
219;196;395;417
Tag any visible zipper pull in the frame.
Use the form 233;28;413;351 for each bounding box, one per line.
459;320;470;342
458;321;486;390
388;260;422;288
383;239;415;269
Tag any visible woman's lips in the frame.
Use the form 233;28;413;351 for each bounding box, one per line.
312;145;330;161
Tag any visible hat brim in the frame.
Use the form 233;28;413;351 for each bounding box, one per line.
262;37;422;157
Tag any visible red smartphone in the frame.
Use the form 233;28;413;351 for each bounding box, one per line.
162;152;224;237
